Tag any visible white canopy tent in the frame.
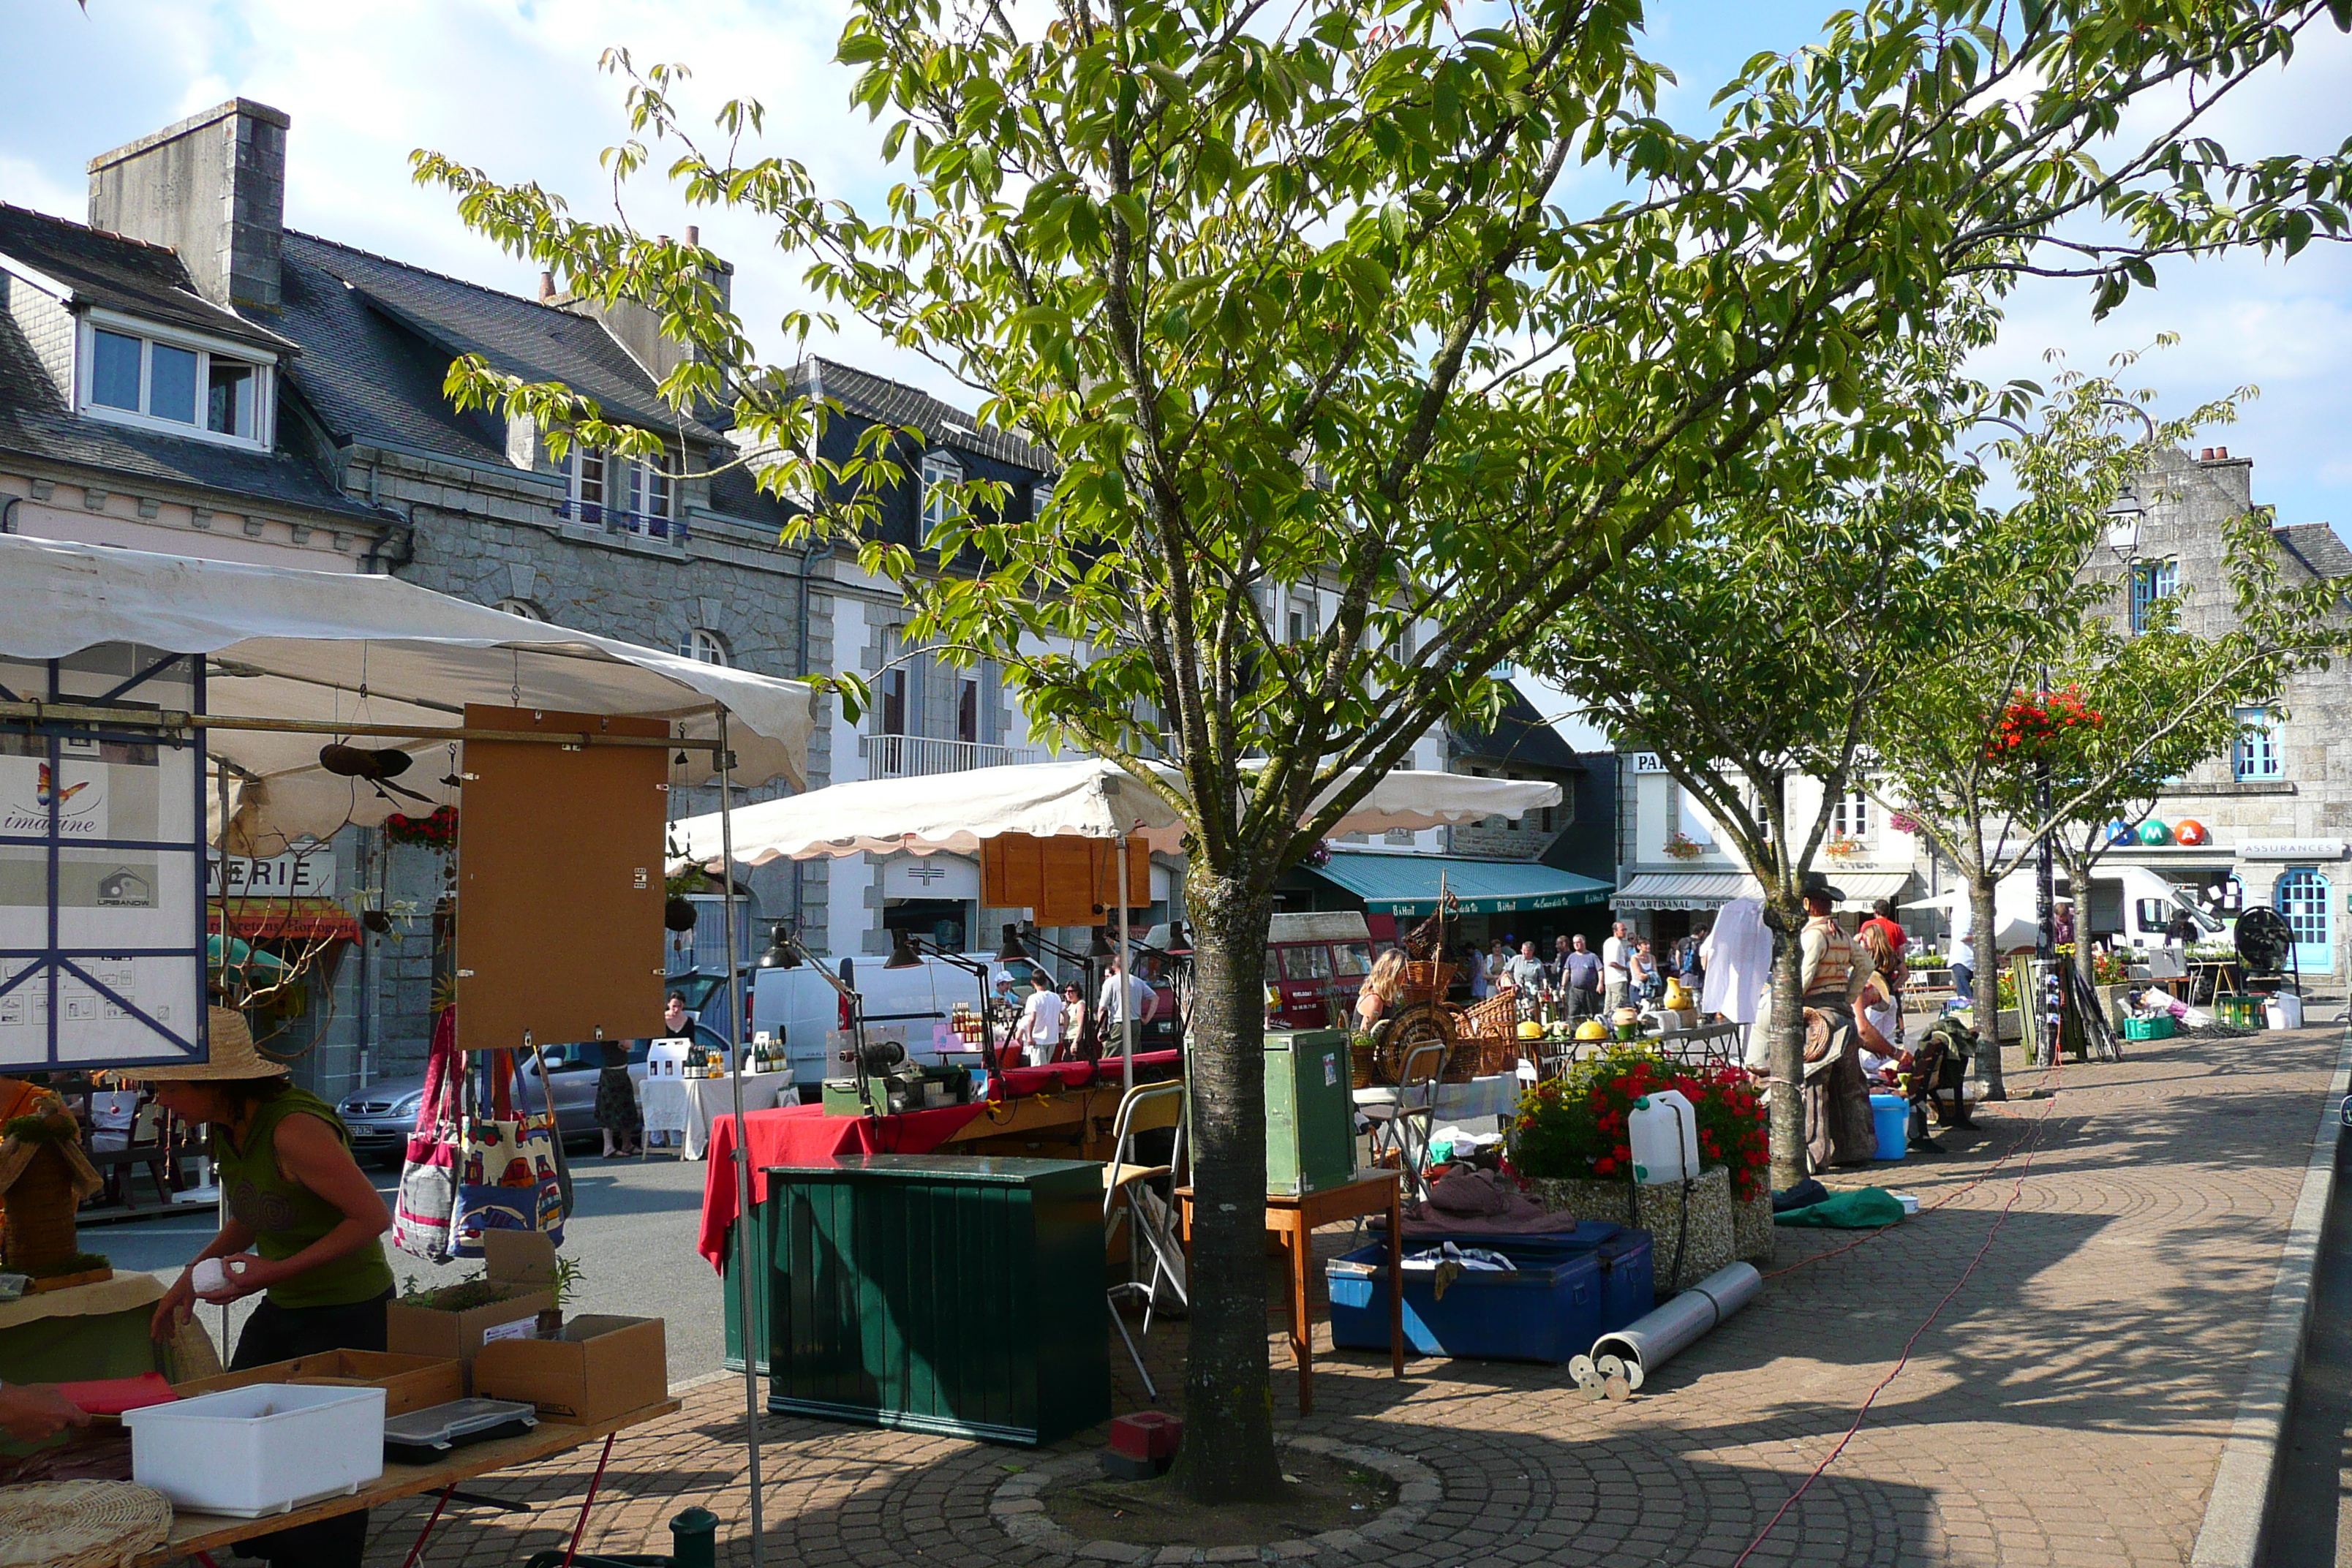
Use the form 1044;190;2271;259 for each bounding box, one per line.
0;535;816;850
671;755;1562;866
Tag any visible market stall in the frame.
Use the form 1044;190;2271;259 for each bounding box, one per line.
0;535;813;1561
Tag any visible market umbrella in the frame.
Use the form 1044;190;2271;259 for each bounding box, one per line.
1900;884;2040;954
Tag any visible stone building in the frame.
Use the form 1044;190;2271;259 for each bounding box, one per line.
2068;446;2352;983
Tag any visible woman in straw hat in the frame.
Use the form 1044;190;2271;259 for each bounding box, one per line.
140;1008;393;1567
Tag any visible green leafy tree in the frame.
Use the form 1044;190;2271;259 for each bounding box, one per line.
415;0;2352;1500
1870;374;2348;1094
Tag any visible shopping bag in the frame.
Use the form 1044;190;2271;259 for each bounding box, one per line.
450;1047;567;1256
389;1007;461;1261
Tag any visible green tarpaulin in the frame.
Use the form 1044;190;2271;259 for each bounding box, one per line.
1774;1187;1908;1229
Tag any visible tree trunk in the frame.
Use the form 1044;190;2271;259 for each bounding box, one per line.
1760;897;1808;1194
2059;845;2099;992
1174;869;1284;1504
1967;874;2008;1099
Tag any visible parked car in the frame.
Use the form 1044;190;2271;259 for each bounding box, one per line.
336;1023;729;1163
666;965;755;1042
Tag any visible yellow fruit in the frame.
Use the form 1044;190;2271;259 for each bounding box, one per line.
1516;1020;1545;1041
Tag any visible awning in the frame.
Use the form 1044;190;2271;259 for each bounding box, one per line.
1306;852;1613;916
1613;872;1760;910
207;898;362;943
1825;871;1913;911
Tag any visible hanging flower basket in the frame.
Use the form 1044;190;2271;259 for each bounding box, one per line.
1888;812;1920;835
382;806;458;851
1986;685;2105;764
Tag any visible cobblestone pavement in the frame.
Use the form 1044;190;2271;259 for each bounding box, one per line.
355;1023;2345;1568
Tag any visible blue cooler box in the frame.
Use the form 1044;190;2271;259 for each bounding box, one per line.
1327;1224;1655;1364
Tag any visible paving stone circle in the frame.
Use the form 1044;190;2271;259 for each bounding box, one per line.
991;1433;1441;1564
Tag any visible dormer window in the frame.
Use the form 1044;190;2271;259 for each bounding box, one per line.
567;444;679;537
78;313;274;450
920;451;962;534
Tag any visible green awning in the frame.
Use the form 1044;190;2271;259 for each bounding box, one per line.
1307;852;1613;916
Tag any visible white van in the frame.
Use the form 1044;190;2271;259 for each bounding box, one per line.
751;951;1028;1087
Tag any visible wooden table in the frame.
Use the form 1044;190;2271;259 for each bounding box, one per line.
132;1398;682;1568
1179;1171;1404;1415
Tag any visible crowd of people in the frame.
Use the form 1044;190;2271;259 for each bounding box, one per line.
1450;920;1710;1022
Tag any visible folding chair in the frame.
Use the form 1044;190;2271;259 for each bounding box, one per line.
1103;1080;1188;1400
1359;1041;1446;1206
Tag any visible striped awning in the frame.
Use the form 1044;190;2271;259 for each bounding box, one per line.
1612;872;1760;910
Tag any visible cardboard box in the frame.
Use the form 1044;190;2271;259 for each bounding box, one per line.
174;1350;463;1417
386;1231;558;1389
472;1314;666;1425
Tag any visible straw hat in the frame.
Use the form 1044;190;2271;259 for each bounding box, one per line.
121;1006;290;1082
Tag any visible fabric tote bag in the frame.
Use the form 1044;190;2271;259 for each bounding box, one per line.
450;1047;568;1256
389;1007;462;1262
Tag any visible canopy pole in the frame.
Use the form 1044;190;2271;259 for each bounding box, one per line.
714;709;766;1567
1117;832;1134;1092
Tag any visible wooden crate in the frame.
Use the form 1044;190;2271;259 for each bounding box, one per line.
174;1349;464;1417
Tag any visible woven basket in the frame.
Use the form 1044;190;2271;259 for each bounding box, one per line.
0;1480;172;1568
1458;990;1520;1041
1349;1033;1382;1090
1474;1034;1527;1077
1397;960;1454;1006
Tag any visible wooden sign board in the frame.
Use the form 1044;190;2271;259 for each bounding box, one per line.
980;834;1151;928
455;706;668;1055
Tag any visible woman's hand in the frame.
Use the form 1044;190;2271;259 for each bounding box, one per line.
149;1270;197;1341
0;1384;89;1443
194;1253;280;1305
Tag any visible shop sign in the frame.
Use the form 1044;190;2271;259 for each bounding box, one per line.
2239;839;2348;861
208;843;337;897
1629;753;1667;774
881;854;979;901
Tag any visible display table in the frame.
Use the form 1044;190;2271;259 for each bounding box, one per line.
638;1071;796;1161
1177;1171;1405;1416
1352;1073;1523;1124
130;1397;683;1568
0;1273;165;1384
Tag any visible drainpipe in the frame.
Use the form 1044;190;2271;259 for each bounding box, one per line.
1;494;20;533
789;360;834;933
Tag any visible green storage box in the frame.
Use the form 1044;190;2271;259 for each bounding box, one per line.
1264;1028;1357;1196
2121;1014;2176;1041
759;1155;1107;1446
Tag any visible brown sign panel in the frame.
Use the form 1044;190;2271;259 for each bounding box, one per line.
455;706;670;1055
980;834;1151;929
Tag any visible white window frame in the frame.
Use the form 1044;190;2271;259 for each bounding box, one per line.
569;443;677;532
75;309;276;451
494;598;545;621
683;628;729;666
1832;788;1872;842
920;450;963;535
2234;707;2281;781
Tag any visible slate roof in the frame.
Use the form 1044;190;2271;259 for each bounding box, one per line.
2272;522;2352;582
1450;681;1586;774
279;232;723;454
0;203;292;354
799;356;1052;473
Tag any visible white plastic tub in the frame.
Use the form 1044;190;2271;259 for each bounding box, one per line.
2266;992;2305;1030
124;1382;385;1518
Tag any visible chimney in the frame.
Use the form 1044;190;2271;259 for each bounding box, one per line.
2214;445;2230;460
87;99;290;313
2200;448;2215;461
538;271;557;304
685;225;699;246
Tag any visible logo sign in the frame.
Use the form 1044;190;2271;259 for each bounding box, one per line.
207;844;337;897
0;757;106;838
1630;753;1667;774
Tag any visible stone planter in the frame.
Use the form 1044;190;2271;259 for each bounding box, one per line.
1525;1165;1735;1292
1731;1186;1775;1264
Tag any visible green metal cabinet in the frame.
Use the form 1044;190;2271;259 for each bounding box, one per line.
720;1250;769;1376
1264;1028;1357;1196
758;1155;1108;1446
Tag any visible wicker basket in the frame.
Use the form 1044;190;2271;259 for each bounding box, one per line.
1349;1033;1382;1090
1398;960;1455;1006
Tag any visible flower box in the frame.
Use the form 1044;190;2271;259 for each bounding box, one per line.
1525;1166;1735;1292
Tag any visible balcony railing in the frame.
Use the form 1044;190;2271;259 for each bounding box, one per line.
554;498;690;543
859;734;1047;778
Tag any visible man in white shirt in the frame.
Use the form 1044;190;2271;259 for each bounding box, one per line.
1098;957;1160;1047
1601;921;1632;1014
1017;972;1065;1066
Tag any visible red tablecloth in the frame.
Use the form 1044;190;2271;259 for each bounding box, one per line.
694;1049;1184;1269
696;1101;985;1266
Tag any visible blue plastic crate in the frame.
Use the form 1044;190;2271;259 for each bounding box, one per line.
1327;1226;1654;1364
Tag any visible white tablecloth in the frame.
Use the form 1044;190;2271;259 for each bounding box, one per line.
637;1071;795;1160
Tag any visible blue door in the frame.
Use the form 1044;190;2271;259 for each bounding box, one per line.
2274;868;2334;976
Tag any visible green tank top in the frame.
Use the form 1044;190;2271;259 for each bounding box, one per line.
220;1087;396;1310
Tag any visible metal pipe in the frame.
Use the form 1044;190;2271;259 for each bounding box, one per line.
1588;1262;1762;1382
1117;831;1134;1092
0;701;720;751
714;708;766;1567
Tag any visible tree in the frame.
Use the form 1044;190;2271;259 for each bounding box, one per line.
1869;373;2348;1095
415;0;2352;1501
1526;320;2002;1191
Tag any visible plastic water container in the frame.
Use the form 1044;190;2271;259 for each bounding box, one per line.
1627;1090;1700;1184
2266;992;2304;1030
1869;1093;1909;1161
124;1382;385;1518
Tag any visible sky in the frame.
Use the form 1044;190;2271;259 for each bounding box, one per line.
7;0;2350;747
